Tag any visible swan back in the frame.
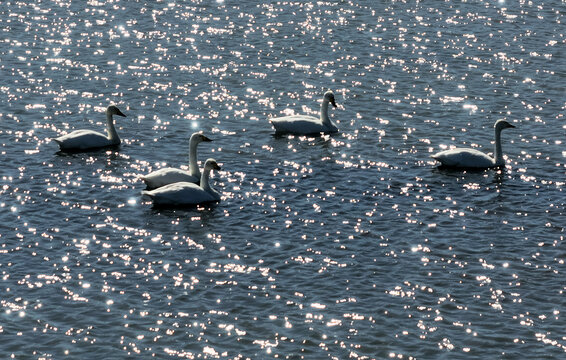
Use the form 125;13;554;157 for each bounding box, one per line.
143;182;216;205
54;130;115;151
141;168;199;189
431;148;495;168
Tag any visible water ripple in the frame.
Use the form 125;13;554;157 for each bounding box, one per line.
0;0;565;358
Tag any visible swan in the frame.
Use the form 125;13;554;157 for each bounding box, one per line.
141;133;212;189
53;105;126;151
270;90;338;135
142;158;221;206
431;119;515;168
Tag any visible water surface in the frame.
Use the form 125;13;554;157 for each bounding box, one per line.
0;1;565;358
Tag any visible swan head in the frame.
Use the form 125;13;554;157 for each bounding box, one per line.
494;119;515;131
191;132;213;144
323;91;337;108
107;105;126;117
204;158;221;172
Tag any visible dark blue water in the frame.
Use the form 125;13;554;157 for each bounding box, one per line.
0;1;565;358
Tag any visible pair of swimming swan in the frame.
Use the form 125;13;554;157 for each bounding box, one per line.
142;158;222;206
270;91;515;169
51;92;340;148
141;134;222;206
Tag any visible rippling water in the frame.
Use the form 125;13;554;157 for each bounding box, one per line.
1;1;565;358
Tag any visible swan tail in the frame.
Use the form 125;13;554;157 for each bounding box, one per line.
140;178;154;189
52;138;64;147
141;190;154;198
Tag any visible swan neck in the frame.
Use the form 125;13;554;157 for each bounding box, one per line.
188;139;200;178
200;167;212;192
320;98;330;125
106;112;120;143
494;126;504;166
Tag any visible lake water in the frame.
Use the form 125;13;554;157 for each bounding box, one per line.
0;1;565;358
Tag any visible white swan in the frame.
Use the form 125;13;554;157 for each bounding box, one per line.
431;119;515;168
142;158;221;206
53;105;126;151
270;90;338;135
141;133;212;189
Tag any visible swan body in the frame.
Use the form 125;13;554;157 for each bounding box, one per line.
431;119;515;168
142;133;212;189
53;105;126;151
143;159;221;206
270;90;338;135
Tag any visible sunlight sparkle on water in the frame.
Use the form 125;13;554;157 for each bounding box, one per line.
1;1;564;358
463;103;478;114
311;303;326;310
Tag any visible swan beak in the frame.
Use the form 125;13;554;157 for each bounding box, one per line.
116;109;127;117
330;98;337;108
202;135;213;142
508;123;515;128
213;163;221;171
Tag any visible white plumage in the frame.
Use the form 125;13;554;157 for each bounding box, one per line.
432;119;515;168
142;133;212;189
142;158;221;206
270;90;338;135
53;105;126;152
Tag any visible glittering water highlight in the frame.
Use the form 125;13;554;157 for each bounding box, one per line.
0;1;565;358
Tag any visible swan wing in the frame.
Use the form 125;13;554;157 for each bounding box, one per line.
54;130;114;150
270;115;333;135
432;148;495;168
142;168;199;189
143;182;216;205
